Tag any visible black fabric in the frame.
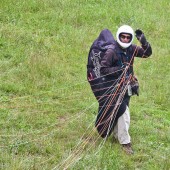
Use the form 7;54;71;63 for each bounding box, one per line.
87;29;116;80
88;73;126;138
89;29;116;52
87;29;127;138
95;97;128;138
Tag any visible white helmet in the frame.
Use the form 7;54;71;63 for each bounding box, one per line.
116;25;134;48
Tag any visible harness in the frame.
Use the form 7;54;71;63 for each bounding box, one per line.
116;46;134;77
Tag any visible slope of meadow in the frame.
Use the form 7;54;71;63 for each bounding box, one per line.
0;0;170;169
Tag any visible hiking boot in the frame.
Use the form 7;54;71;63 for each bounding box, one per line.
122;143;134;155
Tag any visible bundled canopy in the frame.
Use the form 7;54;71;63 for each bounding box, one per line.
87;29;128;138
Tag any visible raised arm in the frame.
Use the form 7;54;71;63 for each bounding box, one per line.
134;29;152;58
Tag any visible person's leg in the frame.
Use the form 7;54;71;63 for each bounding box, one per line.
117;106;131;144
113;106;133;154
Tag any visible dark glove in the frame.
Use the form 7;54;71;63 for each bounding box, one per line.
135;29;148;46
130;76;139;96
131;85;139;96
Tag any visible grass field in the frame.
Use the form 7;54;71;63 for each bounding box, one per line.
0;0;170;169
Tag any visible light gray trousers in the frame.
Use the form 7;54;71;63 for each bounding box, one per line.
113;106;131;144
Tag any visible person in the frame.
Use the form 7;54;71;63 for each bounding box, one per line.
99;25;152;154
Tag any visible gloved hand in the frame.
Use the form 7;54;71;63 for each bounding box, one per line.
130;76;139;96
135;29;148;46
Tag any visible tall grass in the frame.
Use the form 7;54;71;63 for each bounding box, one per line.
0;0;170;169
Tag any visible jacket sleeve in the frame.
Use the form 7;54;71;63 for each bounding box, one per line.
134;42;152;58
100;49;122;77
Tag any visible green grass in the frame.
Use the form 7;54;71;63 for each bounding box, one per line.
0;0;170;169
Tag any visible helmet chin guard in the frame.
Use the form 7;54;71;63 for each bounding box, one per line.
116;25;134;49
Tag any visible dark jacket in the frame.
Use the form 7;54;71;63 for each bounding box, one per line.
100;42;152;78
